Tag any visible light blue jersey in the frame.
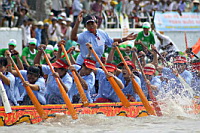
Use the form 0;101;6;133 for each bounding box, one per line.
68;65;95;103
76;29;113;65
0;72;18;106
42;65;73;104
94;69;122;102
17;70;46;105
140;73;162;100
118;73;141;101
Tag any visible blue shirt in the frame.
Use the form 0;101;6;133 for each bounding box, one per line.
140;73;162;100
35;28;42;47
76;29;113;65
118;73;141;101
17;70;46;105
42;65;73;104
94;69;122;102
68;65;95;103
0;72;18;106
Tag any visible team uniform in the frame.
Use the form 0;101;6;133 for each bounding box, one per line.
76;29;113;65
42;65;73;104
94;68;122;102
0;72;18;106
21;47;38;66
15;70;46;105
68;64;95;103
135;31;155;52
118;72;141;101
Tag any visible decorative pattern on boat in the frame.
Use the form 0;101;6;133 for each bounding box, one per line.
0;102;148;126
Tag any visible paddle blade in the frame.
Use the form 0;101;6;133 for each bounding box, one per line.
131;78;156;116
54;78;78;120
24;85;48;119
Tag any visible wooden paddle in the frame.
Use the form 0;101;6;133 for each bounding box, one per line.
132;50;162;116
87;43;130;107
60;42;89;107
41;49;78;120
115;46;156;115
7;55;48;120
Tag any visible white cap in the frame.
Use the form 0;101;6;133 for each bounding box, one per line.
60;12;66;18
28;38;37;45
37;21;44;26
46;45;54;51
66;18;72;22
61;21;67;25
8;39;17;46
142;22;151;28
193;0;199;3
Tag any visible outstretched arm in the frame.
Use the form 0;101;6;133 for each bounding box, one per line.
71;11;84;41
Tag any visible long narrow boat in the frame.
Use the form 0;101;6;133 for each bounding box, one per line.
0;101;199;126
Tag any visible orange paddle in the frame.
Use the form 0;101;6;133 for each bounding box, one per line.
60;42;89;107
41;49;78;120
7;55;48;120
115;46;156;115
87;43;130;107
132;50;162;116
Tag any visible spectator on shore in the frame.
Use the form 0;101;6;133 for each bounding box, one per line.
41;23;49;45
191;0;200;12
35;21;43;47
64;0;72;17
30;21;37;38
50;0;63;17
90;0;103;28
43;12;54;25
15;6;28;27
65;18;72;41
48;17;60;46
1;0;15;27
72;0;83;27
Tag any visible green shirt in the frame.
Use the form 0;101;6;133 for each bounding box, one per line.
0;48;18;64
104;44;133;65
135;31;155;52
21;47;37;66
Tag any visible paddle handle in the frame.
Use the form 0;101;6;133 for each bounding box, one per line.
8;55;48;119
133;51;162;116
60;44;89;106
87;44;130;107
115;46;156;115
42;49;78;120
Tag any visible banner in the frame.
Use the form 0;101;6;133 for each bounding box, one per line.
154;12;200;31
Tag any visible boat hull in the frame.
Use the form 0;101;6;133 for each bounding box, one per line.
1;102;199;126
0;102;149;126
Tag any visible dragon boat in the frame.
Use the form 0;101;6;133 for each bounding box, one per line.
0;101;199;126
